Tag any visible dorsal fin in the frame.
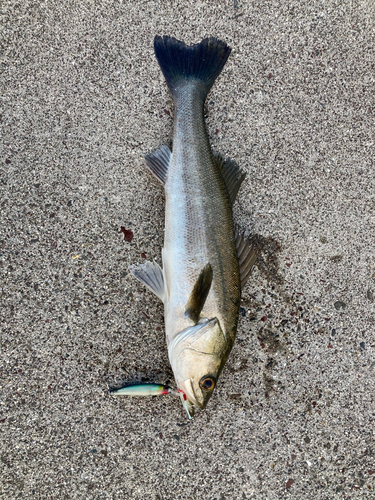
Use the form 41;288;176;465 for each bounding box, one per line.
214;154;246;204
128;260;166;302
144;145;171;185
185;263;213;324
234;226;260;289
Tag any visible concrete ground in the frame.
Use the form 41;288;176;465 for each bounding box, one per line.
1;1;374;498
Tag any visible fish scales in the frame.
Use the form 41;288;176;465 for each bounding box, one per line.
164;83;240;346
125;36;259;417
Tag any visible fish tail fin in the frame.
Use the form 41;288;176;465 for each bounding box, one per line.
154;36;231;99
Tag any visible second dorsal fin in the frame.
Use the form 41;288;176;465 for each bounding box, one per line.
128;260;166;302
144;145;171;185
185;263;213;324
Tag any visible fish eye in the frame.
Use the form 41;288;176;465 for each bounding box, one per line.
199;376;216;392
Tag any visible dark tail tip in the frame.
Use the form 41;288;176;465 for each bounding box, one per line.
154;36;231;98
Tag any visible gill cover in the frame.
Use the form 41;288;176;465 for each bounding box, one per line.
168;318;227;409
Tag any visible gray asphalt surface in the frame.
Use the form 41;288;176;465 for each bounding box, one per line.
1;1;374;499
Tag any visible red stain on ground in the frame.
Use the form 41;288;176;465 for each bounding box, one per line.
120;227;133;242
285;479;294;489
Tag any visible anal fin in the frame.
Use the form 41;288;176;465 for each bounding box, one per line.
144;145;171;185
234;226;260;289
214;154;246;205
185;263;213;324
129;260;165;302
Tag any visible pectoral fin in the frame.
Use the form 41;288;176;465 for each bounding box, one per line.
144;145;171;185
234;226;260;289
214;154;246;205
129;260;166;302
185;263;213;323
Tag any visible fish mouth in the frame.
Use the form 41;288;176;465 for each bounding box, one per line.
179;392;195;419
178;378;202;418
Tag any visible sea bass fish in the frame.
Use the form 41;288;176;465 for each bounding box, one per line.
128;36;259;417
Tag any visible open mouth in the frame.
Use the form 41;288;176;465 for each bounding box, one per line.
178;391;195;419
176;378;202;418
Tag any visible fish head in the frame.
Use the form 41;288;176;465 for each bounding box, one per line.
168;318;227;414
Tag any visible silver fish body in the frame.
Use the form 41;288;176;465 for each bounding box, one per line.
129;36;258;416
164;83;240;347
163;85;240;411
